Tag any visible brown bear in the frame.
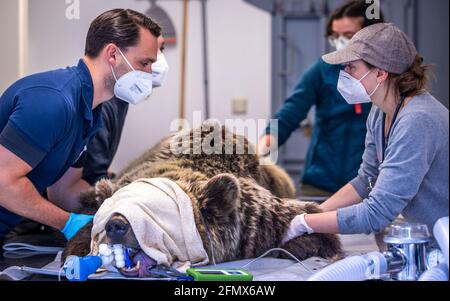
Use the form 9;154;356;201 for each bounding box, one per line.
63;122;342;277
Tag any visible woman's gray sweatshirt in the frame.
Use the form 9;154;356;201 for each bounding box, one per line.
337;92;449;234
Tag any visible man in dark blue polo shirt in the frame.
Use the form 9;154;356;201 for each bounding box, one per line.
45;35;168;210
0;9;161;244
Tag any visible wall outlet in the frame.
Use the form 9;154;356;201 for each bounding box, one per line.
232;97;248;115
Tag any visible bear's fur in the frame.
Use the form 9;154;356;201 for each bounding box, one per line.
63;122;342;266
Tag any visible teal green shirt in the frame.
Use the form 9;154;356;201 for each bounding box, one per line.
266;58;371;193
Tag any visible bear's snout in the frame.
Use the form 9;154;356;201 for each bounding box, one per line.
105;215;130;244
103;214;140;249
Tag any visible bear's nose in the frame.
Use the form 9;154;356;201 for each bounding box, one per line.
105;218;129;242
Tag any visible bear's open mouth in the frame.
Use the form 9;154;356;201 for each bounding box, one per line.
118;247;158;278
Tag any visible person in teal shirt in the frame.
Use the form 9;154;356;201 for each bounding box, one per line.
260;1;384;197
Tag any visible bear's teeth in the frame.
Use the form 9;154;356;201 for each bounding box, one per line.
119;261;140;278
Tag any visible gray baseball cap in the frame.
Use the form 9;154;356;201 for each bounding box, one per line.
322;23;417;74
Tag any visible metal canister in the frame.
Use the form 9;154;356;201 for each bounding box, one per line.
383;223;432;281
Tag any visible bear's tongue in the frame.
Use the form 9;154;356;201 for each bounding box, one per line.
119;250;157;278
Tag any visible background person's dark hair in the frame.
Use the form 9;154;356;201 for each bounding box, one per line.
326;0;385;37
85;9;162;58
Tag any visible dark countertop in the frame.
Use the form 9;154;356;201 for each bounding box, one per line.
0;252;58;281
0;221;67;281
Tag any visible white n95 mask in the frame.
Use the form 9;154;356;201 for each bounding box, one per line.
329;36;350;51
151;53;169;88
111;48;153;105
337;70;380;105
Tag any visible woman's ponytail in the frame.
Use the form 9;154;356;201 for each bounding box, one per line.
390;54;432;97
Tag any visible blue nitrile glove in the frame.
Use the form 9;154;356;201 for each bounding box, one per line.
61;213;94;240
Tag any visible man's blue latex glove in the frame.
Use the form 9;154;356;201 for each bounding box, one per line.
61;213;94;240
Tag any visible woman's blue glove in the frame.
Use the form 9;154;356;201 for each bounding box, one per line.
61;213;94;240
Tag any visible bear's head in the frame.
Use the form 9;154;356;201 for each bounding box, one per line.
93;173;241;277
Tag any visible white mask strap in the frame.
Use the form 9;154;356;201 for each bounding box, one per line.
369;82;381;97
117;47;136;72
110;65;118;82
359;69;381;97
358;69;372;82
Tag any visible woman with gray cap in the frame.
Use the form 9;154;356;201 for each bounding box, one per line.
282;23;449;243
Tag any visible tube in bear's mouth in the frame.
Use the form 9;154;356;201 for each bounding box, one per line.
119;248;158;278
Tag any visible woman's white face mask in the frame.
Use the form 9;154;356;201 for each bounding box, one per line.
337;69;381;105
110;48;153;105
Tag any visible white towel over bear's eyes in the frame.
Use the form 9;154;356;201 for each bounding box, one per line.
89;178;209;272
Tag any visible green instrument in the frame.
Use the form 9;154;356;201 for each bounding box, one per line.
186;268;253;281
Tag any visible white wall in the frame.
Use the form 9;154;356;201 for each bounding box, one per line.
26;0;272;173
0;0;20;93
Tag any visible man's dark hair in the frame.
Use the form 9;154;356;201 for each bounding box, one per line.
326;0;385;37
85;9;162;58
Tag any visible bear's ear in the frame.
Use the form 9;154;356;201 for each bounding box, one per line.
94;179;116;202
199;174;240;218
78;179;116;214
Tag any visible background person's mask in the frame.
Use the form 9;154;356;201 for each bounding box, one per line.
152;53;169;88
335;37;350;51
329;36;351;51
337;70;380;104
111;48;153;105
